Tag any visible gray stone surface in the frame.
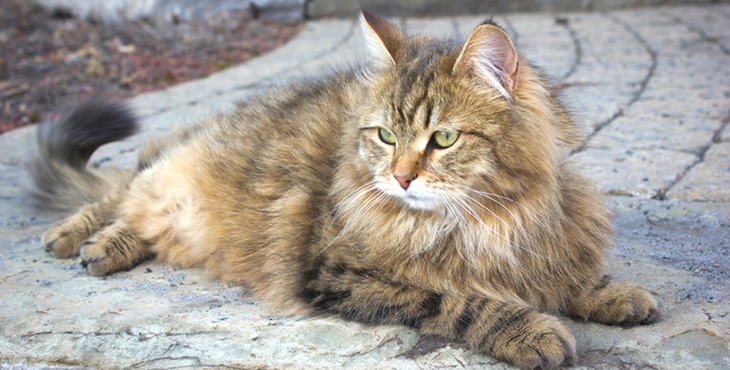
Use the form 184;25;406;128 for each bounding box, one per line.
574;148;698;198
2;4;730;370
668;143;730;201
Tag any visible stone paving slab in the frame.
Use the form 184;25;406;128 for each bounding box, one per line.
2;4;730;370
574;148;699;198
669;143;730;201
589;114;719;154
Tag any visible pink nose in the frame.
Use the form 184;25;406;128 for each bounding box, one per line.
394;174;417;190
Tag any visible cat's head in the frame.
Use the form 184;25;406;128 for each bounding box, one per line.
353;11;580;211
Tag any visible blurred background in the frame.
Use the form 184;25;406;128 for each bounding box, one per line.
29;0;730;20
1;0;726;133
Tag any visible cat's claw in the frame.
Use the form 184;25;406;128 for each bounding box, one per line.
44;239;57;253
639;306;662;325
80;255;104;267
42;230;82;258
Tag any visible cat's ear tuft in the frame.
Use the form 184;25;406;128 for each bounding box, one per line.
360;10;406;68
453;23;519;99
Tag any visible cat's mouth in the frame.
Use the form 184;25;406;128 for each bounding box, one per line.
375;179;444;210
401;193;440;210
394;189;444;210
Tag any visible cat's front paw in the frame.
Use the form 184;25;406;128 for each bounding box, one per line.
588;282;660;326
480;312;577;369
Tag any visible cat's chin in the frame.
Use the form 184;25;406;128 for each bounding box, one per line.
375;182;443;211
399;194;443;211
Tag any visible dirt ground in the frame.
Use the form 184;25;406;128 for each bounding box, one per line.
0;0;302;133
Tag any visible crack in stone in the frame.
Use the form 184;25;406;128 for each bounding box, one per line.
13;329;262;369
596;13;656;133
660;10;730;56
18;329;230;339
4;359;93;369
660;110;730;199
343;335;404;360
554;16;582;82
571;12;657;155
584;346;662;370
123;356;249;370
649;10;730;199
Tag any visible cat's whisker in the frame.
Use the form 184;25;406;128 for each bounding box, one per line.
328;182;379;226
316;180;377;223
465;187;558;240
458;191;523;236
437;193;469;243
458;190;530;248
450;195;505;255
319;187;389;256
436;193;471;261
319;188;379;255
444;193;500;262
442;192;493;253
450;192;562;261
349;190;389;234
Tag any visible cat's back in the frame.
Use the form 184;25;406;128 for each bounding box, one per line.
162;70;363;200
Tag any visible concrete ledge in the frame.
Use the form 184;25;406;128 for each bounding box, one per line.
308;0;730;18
33;0;307;22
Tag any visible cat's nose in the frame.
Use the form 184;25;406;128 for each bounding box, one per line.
394;174;417;190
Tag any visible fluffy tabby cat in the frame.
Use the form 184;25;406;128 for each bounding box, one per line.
29;11;659;369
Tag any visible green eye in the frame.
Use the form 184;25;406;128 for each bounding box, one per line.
378;128;396;145
433;131;460;148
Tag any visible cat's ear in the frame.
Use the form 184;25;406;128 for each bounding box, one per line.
453;22;519;99
360;10;406;68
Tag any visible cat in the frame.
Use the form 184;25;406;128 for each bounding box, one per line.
28;11;660;369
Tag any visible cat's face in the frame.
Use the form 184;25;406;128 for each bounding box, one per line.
354;13;545;212
357;55;513;211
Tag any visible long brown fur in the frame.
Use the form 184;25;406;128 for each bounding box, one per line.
30;12;659;369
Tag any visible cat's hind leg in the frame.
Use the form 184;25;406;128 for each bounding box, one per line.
566;275;661;326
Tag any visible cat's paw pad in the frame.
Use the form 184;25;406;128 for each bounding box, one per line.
489;313;576;369
590;282;660;326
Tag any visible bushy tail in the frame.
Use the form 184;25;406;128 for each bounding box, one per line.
27;99;139;212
